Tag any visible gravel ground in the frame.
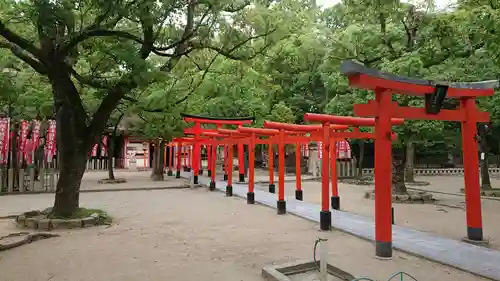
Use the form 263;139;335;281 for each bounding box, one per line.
0;187;487;281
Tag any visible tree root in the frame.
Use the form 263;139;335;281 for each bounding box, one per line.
0;215;18;220
0;232;60;252
365;190;435;203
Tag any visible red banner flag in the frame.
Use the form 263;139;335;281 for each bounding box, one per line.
336;140;352;159
24;121;41;165
101;135;108;156
45;120;56;162
91;143;98;157
19;120;29;160
0;118;9;164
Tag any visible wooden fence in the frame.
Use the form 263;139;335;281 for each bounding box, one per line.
0;158;129;194
0;167;58;194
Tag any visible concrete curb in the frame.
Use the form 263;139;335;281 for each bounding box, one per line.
0;185;190;196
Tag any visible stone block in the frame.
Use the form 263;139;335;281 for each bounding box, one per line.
410;194;423;201
421;193;434;201
38;219;51;231
23;210;41;217
395;195;410;201
82;217;97;227
50;219;66;229
68;219;83;228
482;190;500;197
25;218;38;229
16;215;26;227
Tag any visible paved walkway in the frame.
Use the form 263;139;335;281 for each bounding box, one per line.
184;173;500;281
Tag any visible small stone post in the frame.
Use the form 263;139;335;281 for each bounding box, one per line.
7;168;13;192
19;169;25;192
29;167;35;191
49;168;56;192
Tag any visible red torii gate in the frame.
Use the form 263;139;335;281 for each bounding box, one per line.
173;131;246;190
300;115;403;228
263;121;350;215
213;128;268;201
237;127;280;204
181;114;254;184
264;119;403;221
340;60;497;258
170;137;193;178
215;128;250;197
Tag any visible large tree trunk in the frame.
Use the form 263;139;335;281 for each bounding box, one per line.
479;127;492;189
497;140;500;168
51;107;88;217
50;70;92;217
107;134;115;180
151;139;165;181
107;113;124;180
481;153;491;189
392;148;407;194
404;141;415;182
357;141;365;178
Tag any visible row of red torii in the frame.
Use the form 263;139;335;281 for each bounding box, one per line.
169;60;496;258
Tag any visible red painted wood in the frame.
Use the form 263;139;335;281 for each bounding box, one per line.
217;128;249;136
321;124;330;212
176;141;182;173
374;89;393;247
238;142;245;178
278;130;285;201
238;127;279;135
268;143;274;185
461;99;483;231
330;139;338;197
249;133;256;193
227;143;233;186
264;121;349;131
211;144;216;182
304;113;404;126
169;145;174;172
354;100;490;122
295;143;301;191
183;117;253;125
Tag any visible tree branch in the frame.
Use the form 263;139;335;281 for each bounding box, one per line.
158;0;199;72
0;20;44;61
70;68;112;89
138;9;155;59
0;41;47;74
154;4;212;52
60;29;143;57
220;1;251;12
87;1;115;30
173;52;220;105
192;27;277;61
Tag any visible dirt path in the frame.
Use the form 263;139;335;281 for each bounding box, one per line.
0;188;487;281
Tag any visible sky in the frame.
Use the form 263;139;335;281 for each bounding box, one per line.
315;0;455;10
